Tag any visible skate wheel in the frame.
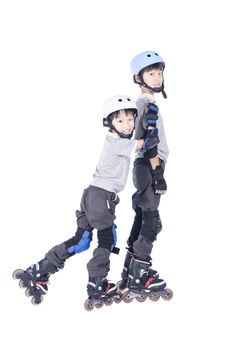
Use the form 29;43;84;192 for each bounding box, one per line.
19;279;27;288
84;298;94;311
12;269;24;280
31;295;43;305
148;294;160;302
122;291;134;303
135;295;147;302
104;298;113;306
162;288;173;301
25;288;33;297
114;296;122;304
95;301;104;309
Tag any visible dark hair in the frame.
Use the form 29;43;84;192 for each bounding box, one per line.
108;108;137;121
140;62;164;76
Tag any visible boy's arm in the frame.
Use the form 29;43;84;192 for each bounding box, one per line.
135;139;144;151
144;132;167;195
142;103;167;195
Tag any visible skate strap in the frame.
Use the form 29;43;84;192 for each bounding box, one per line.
112;247;120;254
36;281;48;285
105;284;111;293
144;277;155;289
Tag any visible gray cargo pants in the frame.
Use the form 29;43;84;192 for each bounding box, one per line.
128;158;163;260
45;186;120;278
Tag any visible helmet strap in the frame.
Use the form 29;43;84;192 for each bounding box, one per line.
103;118;134;139
133;74;167;99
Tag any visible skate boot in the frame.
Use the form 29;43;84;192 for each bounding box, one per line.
12;258;58;305
117;249;133;293
117;249;159;294
122;257;173;303
84;276;122;311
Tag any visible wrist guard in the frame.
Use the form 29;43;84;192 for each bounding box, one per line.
142;103;159;129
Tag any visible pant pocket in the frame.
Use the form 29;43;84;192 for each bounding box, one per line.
107;192;120;214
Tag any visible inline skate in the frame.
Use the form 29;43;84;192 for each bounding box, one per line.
84;276;122;311
121;257;173;303
12;258;58;305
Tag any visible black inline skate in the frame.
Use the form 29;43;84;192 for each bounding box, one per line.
117;249;159;295
122;257;173;303
84;276;122;311
12;258;58;305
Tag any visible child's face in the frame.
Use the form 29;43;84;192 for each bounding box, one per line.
112;110;135;136
142;68;163;90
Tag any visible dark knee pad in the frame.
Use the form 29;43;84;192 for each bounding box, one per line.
127;206;143;251
140;209;162;242
97;224;119;254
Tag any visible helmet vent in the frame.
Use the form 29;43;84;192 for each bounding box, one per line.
118;99;122;102
127;98;131;101
147;54;151;57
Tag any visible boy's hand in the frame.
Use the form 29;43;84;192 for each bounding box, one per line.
135;139;144;151
152;166;167;195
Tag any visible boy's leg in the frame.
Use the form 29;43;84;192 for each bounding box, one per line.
126;159;166;291
120;159;155;283
86;227;118;300
133;209;162;259
131;158;162;260
19;191;93;287
45;226;93;269
127;201;142;251
118;203;142;289
87;225;116;278
13;189;93;303
127;208;166;292
83;187;120;299
45;192;93;270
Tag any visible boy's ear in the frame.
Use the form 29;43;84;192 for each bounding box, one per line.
134;74;142;83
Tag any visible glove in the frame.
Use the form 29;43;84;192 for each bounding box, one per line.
142;103;159;129
152;166;167;191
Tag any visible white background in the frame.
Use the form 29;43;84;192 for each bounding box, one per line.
1;0;231;349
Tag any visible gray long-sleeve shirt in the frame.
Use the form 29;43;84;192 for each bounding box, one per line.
134;93;169;163
91;132;135;193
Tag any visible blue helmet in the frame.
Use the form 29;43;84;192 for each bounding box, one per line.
130;50;167;98
131;51;165;75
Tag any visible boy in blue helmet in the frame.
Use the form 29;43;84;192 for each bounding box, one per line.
119;51;173;302
13;95;158;310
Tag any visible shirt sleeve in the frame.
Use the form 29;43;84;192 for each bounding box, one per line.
114;138;136;157
157;113;169;162
134;96;149;140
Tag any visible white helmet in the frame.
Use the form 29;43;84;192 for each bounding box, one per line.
102;95;137;118
102;95;137;139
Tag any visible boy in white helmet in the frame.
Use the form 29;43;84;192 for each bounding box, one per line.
13;95;158;309
119;51;173;302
